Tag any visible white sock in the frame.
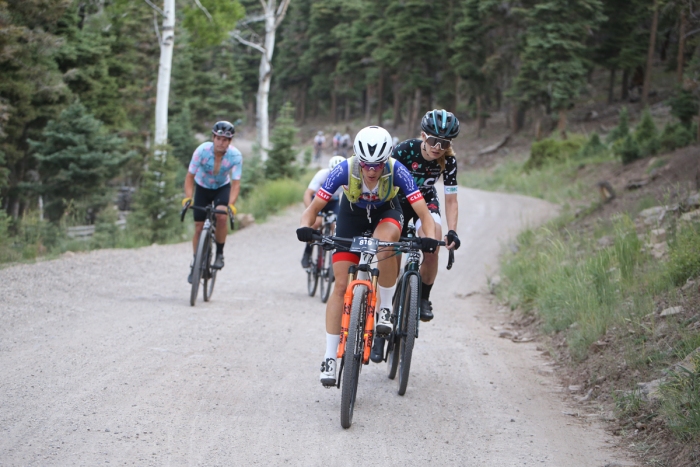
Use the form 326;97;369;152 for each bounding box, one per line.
378;284;396;312
325;333;340;360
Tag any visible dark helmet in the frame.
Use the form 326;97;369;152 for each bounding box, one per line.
212;121;235;138
420;109;460;139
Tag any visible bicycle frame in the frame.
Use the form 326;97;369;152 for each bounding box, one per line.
337;260;379;366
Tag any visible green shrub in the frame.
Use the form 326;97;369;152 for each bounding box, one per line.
525;135;586;170
266;102;299;180
606;106;630;144
633;107;660;157
669;88;700;127
237;177;307;222
660;122;696;152
578;132;608;158
665;222;700;286
614;134;642;164
660;352;700;440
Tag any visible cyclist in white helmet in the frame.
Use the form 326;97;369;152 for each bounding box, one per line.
300;155;345;268
296;125;440;387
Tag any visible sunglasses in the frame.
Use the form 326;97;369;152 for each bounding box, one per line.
359;161;385;171
424;134;451;150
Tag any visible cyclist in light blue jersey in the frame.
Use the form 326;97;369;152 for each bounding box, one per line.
182;121;242;282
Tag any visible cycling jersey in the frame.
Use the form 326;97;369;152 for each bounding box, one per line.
316;158;423;210
392;139;458;202
188;142;243;189
308;168;342;200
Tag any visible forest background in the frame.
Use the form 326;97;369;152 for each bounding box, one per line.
3;0;700;464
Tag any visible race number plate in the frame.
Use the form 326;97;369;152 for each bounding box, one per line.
349;236;378;255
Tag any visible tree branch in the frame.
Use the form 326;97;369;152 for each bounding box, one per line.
192;0;213;22
240;14;266;25
274;0;291;29
153;11;162;44
258;0;267;11
685;27;700;38
231;31;265;54
143;0;165;17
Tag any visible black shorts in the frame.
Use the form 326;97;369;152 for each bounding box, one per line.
193;183;231;222
333;196;403;264
399;191;440;236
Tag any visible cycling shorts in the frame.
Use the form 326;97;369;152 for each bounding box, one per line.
193;182;230;222
333;196;403;264
399;193;441;237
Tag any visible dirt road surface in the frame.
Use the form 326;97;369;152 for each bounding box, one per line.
0;188;637;466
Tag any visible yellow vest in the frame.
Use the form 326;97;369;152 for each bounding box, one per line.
342;156;400;204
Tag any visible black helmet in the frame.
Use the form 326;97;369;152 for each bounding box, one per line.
420;109;460;139
212;121;235;138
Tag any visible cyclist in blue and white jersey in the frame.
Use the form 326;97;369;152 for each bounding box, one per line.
296;126;440;387
182;121;242;282
301;155;345;268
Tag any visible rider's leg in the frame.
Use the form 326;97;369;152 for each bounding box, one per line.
417;218;443;321
320;258;354;385
374;219;401;334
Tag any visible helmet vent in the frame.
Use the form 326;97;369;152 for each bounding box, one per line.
368;144;377;156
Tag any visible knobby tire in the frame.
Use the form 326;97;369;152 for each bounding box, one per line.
203;232;217;302
386;283;402;380
340;284;367;429
398;274;419;396
319;223;334;303
307;244;319;297
190;227;210;306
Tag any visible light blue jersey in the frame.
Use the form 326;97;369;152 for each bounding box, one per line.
188;142;243;189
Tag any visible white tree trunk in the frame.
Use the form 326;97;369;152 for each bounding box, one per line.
256;5;276;161
154;0;175;155
233;0;290;162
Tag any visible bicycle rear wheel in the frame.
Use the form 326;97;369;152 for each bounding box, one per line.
386;282;402;379
203;234;217;302
398;274;419;396
340;284;367;429
319;237;334;303
190;227;210;306
306;244;319;297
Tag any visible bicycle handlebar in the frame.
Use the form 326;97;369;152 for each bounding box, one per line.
180;202;235;230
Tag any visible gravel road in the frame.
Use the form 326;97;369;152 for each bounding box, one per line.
0;187;637;466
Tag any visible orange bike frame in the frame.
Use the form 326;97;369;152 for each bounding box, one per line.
336;279;377;364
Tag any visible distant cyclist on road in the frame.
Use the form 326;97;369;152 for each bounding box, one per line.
182;121;242;283
300;155;345;268
296;126;440;387
313;131;325;163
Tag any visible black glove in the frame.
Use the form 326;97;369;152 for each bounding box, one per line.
420;237;440;254
446;230;461;250
296;227;319;242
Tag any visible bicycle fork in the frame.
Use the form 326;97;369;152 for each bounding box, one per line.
337;268;379;365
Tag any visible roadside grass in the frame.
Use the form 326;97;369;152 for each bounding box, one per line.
0;172;313;266
466;135;700;446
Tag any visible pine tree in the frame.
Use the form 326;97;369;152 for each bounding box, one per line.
265;102;298;180
510;0;605;133
30;101;131;223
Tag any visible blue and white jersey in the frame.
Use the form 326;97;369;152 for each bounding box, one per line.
316;159;423;209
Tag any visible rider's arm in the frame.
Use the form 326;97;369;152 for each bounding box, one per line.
303;188;315;207
184;172;195;199
445;193;458;233
300;196;328;228
412;200;437;240
229;179;241;206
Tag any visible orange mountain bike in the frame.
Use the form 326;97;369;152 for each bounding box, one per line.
312;232;444;428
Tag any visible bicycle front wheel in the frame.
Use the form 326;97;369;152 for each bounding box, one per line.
386;283;402;380
190;227;210;306
398;274;419;396
319;248;333;303
203;235;217;302
340;284;367;429
307;244;319;297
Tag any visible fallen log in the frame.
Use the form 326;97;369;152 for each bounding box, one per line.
478;133;511;155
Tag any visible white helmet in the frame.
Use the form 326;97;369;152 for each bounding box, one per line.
353;126;393;164
328;155;345;170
